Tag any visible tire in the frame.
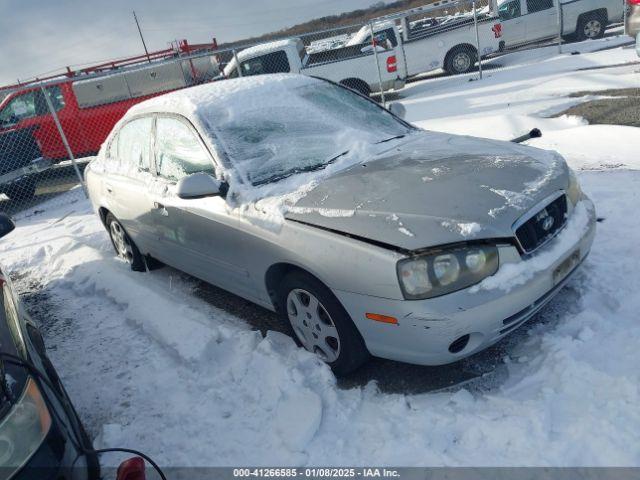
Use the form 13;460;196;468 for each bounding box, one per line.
277;271;369;376
5;177;37;201
444;45;478;75
339;79;371;97
575;13;606;41
105;213;145;272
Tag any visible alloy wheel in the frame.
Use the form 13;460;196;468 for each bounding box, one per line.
583;20;602;38
286;288;341;362
109;221;134;264
452;52;472;73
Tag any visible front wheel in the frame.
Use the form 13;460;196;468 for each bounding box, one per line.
277;271;369;376
444;45;478;75
105;213;145;271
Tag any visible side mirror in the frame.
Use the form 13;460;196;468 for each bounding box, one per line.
176;172;224;199
0;213;15;239
388;102;406;119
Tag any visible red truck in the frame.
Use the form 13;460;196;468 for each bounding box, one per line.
0;40;219;200
0;82;144;162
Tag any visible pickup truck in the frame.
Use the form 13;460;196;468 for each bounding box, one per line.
223;38;406;96
345;12;503;76
497;0;624;47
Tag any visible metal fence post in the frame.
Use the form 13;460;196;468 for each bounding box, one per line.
232;49;242;77
40;85;88;198
472;1;483;80
369;22;387;107
556;1;563;53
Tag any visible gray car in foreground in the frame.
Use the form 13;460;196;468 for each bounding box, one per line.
86;74;596;375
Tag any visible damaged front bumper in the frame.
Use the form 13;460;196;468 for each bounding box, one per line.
333;197;597;366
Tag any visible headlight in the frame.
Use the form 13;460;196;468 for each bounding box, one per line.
397;244;499;299
0;378;52;474
567;168;582;206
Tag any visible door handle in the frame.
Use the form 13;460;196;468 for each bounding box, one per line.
105;184;113;194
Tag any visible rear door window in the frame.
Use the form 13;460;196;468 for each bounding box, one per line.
117;117;153;173
376;29;398;48
526;0;553;13
155;117;214;181
45;86;65;111
499;0;522;19
240;51;291;76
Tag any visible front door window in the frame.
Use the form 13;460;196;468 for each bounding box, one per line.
155;117;215;181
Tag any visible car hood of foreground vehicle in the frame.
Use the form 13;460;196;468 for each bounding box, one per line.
285;132;570;251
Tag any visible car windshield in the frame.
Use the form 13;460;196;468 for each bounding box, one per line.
198;78;411;186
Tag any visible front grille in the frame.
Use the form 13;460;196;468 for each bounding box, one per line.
515;194;567;253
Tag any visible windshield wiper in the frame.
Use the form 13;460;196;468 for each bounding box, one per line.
375;134;406;144
252;150;350;186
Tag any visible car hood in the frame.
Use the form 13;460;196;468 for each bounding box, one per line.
285;131;569;251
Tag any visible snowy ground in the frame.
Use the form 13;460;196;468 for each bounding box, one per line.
1;36;640;467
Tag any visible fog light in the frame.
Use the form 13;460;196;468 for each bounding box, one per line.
448;334;470;353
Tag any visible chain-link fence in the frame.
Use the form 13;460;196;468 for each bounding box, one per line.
0;0;626;220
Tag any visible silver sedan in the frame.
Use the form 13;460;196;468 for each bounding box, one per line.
86;74;596;375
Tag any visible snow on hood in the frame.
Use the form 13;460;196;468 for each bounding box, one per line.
285;131;569;250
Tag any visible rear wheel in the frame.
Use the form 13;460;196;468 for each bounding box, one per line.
576;13;605;41
444;45;478;75
277;271;369;376
339;78;371;97
105;213;145;271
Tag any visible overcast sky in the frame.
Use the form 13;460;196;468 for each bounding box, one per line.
0;0;388;86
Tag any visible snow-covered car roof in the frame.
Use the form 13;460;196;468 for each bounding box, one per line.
127;73;315;119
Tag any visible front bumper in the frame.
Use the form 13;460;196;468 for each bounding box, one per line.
334;198;597;366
